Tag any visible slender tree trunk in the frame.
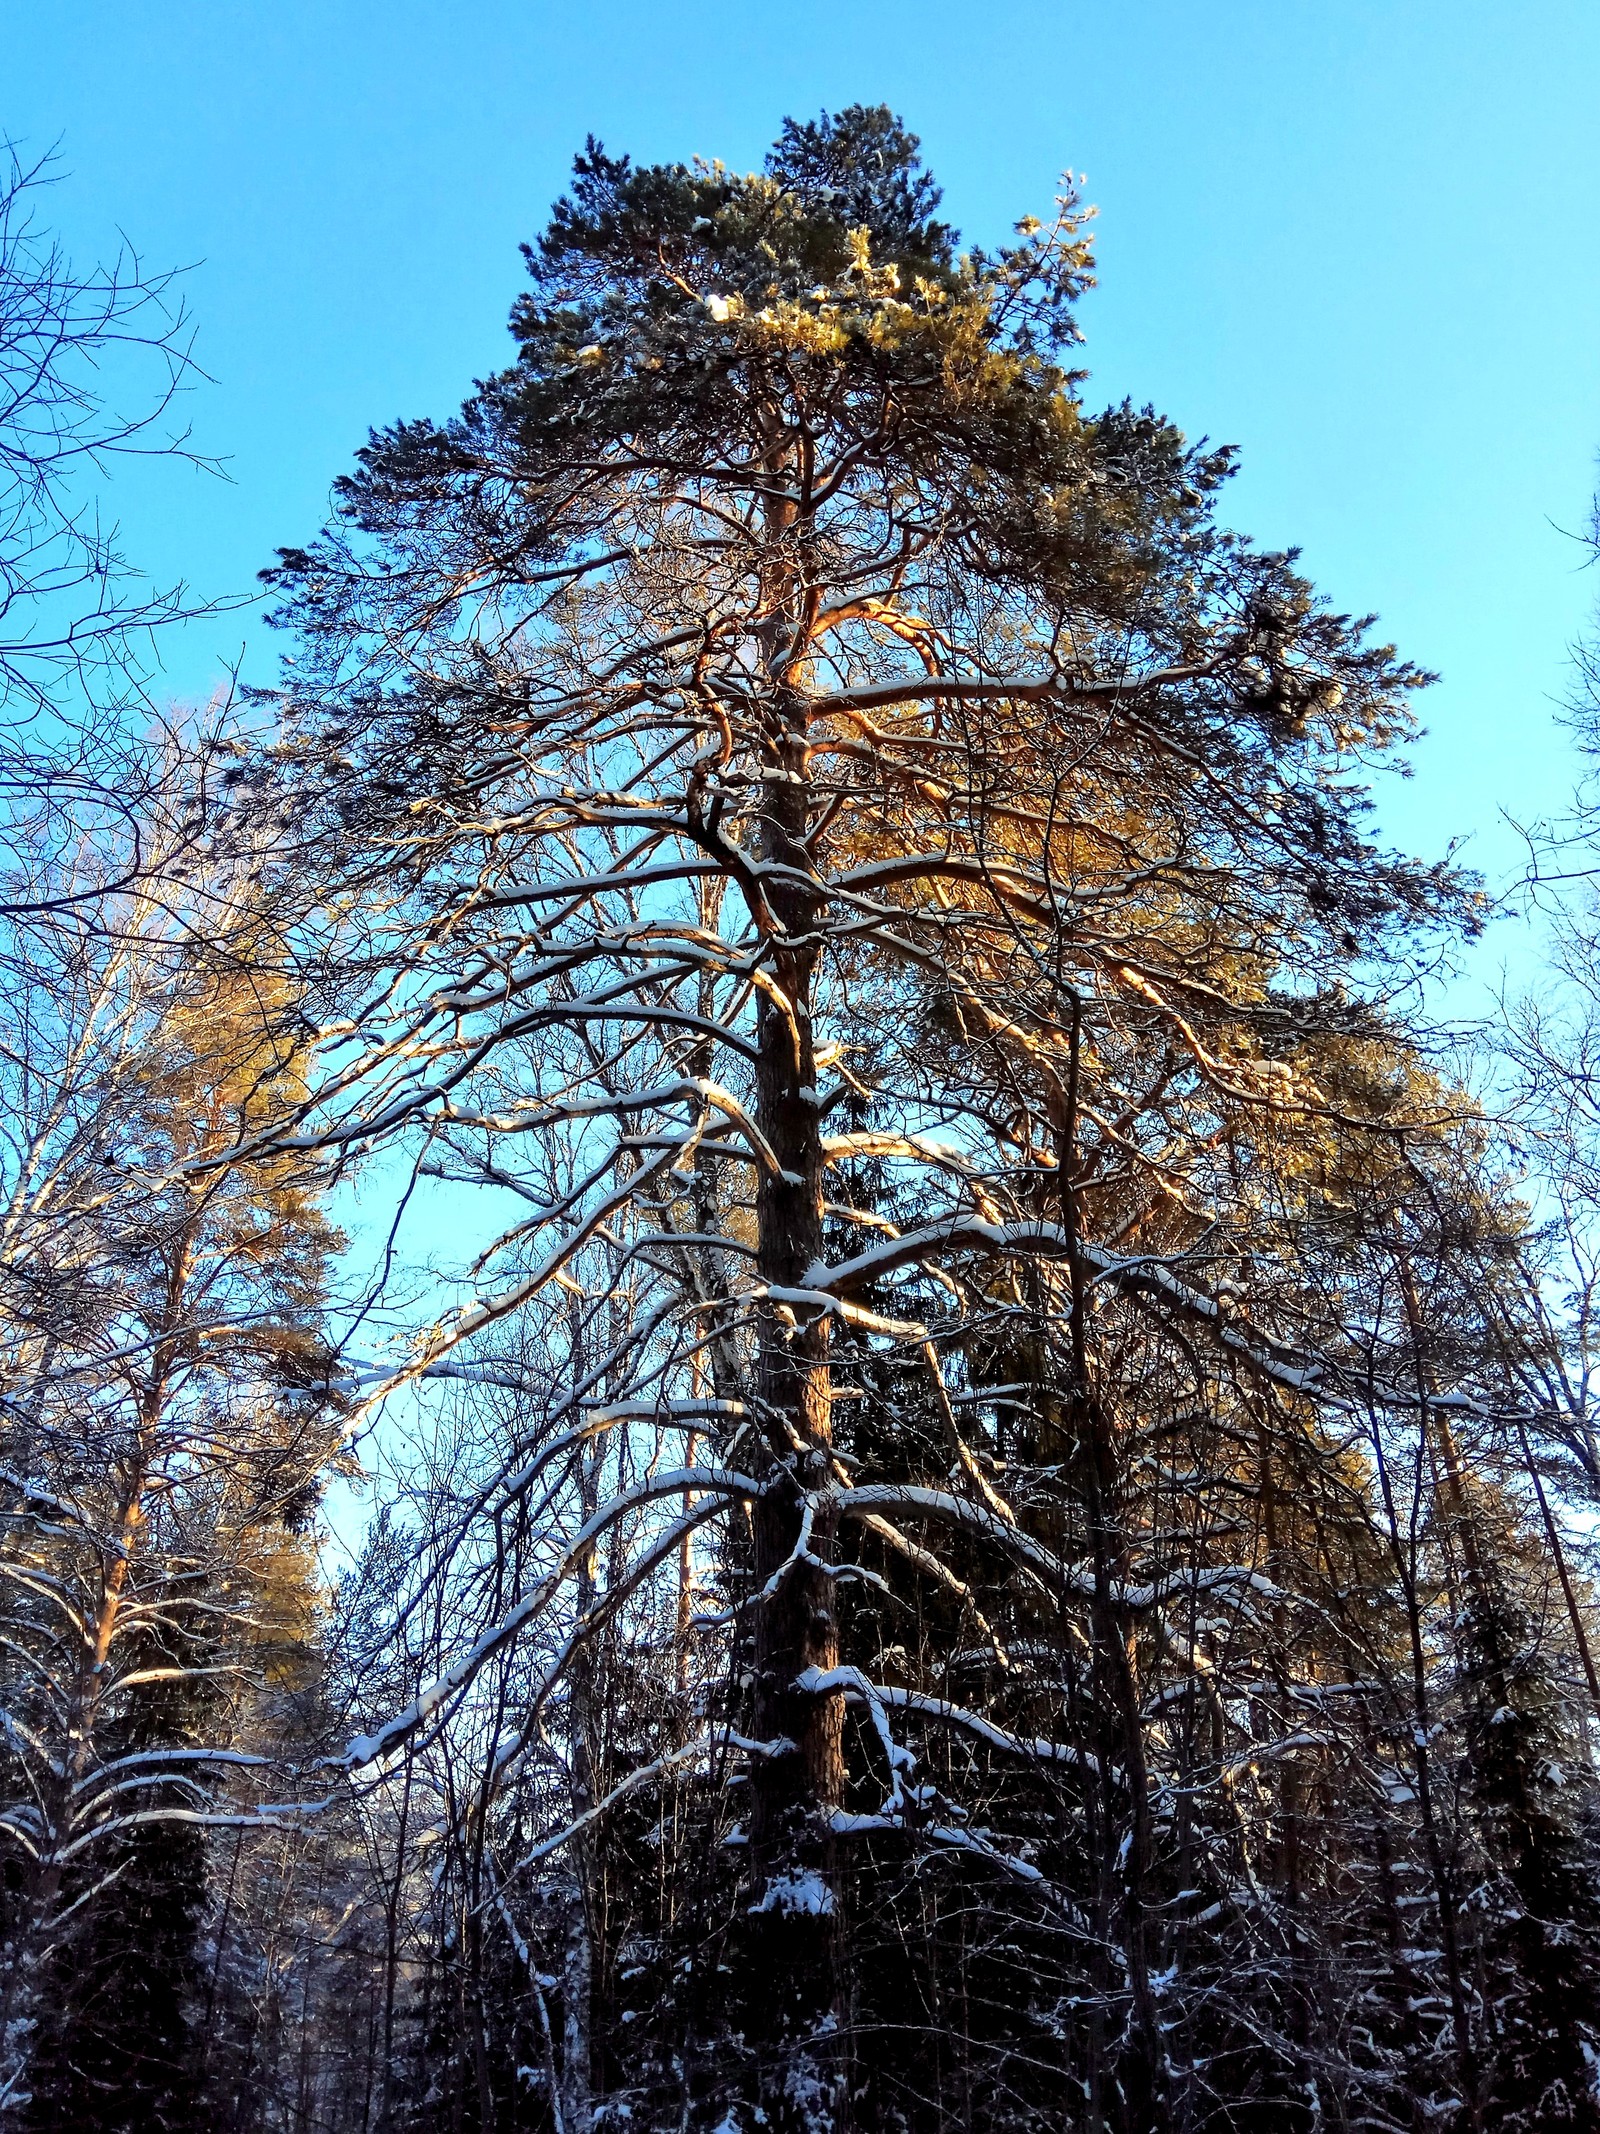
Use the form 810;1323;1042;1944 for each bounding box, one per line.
560;1418;600;2134
1366;1408;1481;2129
1511;1412;1600;1722
1057;998;1165;2133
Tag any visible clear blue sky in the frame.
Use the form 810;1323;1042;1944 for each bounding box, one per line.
8;0;1600;920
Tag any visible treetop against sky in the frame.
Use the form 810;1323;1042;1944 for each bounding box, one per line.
7;0;1599;919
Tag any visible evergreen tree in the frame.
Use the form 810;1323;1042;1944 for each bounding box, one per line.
253;102;1584;2134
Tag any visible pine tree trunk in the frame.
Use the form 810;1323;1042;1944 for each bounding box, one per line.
745;692;848;2131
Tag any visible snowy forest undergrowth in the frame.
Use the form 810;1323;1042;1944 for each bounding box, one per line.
6;106;1600;2134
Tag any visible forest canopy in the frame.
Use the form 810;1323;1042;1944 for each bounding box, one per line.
3;105;1600;2134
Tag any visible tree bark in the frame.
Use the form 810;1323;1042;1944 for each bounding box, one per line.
745;680;848;2131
